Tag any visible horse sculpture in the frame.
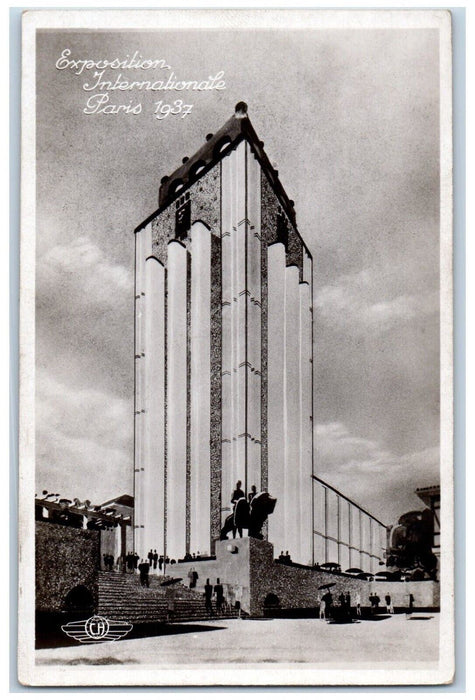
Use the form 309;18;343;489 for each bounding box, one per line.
220;492;277;541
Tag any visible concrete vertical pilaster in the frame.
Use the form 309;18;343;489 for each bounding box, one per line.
190;222;211;555
284;264;301;560
299;281;313;565
245;144;262;493
221;151;234;521
143;255;165;558
221;140;262;518
267;242;286;555
134;224;152;556
166;240;187;560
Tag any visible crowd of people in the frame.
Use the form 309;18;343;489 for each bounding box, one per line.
102;553;115;571
278;551;292;564
316;590;406;619
317;590;362;620
203;578;241;617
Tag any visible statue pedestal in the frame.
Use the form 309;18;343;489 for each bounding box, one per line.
215;536;273;561
167;536;274;615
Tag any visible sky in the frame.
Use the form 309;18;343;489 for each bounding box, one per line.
35;26;440;524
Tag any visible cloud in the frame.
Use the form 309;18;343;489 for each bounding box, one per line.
315;422;439;523
36;235;134;401
314;269;438;335
36;368;133;503
37;236;132;312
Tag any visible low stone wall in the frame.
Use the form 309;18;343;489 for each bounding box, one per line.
249;538;367;615
167;539;253;611
369;579;440;609
36;521;100;613
249;538;439;615
167;537;440;616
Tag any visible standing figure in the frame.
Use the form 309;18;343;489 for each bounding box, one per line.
231;481;245;538
126;552;133;572
355;592;362;617
204;578;213;616
214;578;224;614
345;592;351;615
385;592;394;614
158;555;163;571
138;559;150;587
248;485;257;503
322;591;333;619
231;480;245;507
152;550;158;570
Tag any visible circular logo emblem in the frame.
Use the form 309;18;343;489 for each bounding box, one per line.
85;615;110;640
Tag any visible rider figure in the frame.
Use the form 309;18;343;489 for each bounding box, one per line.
231;480;245;508
231;480;245;538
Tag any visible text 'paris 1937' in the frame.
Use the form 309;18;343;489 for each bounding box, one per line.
55;49;227;118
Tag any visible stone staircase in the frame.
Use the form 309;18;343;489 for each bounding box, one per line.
97;571;239;624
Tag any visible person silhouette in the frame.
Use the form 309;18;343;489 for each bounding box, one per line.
231;481;245;507
231;481;245;538
204;578;213;616
138;559;150;587
214;578;224;614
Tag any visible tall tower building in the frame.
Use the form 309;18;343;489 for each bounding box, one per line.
134;103;314;565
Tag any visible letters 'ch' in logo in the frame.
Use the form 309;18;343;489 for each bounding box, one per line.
61;616;133;644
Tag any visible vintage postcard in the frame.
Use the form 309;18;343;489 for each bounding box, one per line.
18;9;454;686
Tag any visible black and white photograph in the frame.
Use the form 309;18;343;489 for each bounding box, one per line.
18;8;454;686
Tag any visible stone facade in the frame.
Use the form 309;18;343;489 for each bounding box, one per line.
151;168;221;266
134;107;314;565
148;166;223;554
35;520;100;614
168;536;440;617
260;172;306;278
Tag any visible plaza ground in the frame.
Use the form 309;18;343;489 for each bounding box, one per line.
36;613;439;669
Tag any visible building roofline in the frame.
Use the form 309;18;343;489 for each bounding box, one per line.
134;103;312;260
101;494;134;508
311;474;387;528
415;485;440;493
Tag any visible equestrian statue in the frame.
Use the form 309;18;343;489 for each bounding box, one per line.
220;492;277;541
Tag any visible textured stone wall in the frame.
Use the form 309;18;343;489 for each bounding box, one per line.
169;536;440;616
151;167;221;265
36;521;100;613
150;165;222;553
260;172;304;277
209;232;222;549
248;538;440;615
167;537;440;617
260;197;269;503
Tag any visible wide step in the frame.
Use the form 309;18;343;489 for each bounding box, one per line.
97;571;239;624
